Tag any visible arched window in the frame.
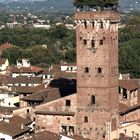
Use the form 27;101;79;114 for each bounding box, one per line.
100;39;103;45
100;21;103;28
98;68;102;73
66;100;71;107
85;67;89;73
84;21;87;29
83;39;87;45
91;95;96;105
92;22;94;28
91;40;95;48
84;116;88;123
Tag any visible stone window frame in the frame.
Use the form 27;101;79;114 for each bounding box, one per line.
85;67;89;73
66;99;71;107
97;67;102;74
83;39;87;45
91;95;96;105
84;116;88;123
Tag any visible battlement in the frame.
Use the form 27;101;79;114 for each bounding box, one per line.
74;11;120;22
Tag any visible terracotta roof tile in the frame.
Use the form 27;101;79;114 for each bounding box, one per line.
9;115;32;126
50;65;76;79
120;104;140;115
119;80;139;90
0;106;17;114
5;76;42;84
12;85;45;94
0;58;7;65
0;43;13;50
26;130;61;140
11;66;43;74
0;121;30;138
119;103;128;113
22;87;61;102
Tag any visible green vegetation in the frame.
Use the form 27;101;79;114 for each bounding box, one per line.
1;25;76;66
119;13;140;78
74;0;118;8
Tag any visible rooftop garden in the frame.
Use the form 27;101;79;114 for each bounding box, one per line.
74;0;119;10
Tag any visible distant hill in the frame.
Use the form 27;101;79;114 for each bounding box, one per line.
0;0;140;12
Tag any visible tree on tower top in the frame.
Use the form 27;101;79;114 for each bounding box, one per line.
74;0;119;9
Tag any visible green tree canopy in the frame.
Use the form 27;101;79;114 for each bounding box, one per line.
74;0;119;8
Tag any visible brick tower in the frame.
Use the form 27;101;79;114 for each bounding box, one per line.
74;10;120;139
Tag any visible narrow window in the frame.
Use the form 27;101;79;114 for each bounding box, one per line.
66;100;71;107
84;116;88;123
61;126;67;132
27;109;29;114
100;39;103;45
119;87;121;94
84;21;87;29
85;67;89;73
91;40;95;48
91;95;95;105
69;126;74;134
92;22;94;28
83;39;87;45
123;88;127;99
97;68;102;73
124;129;127;134
100;22;103;28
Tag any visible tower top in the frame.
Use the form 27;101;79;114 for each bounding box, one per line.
74;0;119;11
74;11;120;22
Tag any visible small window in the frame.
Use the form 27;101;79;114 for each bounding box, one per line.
91;95;95;105
100;40;103;45
85;67;89;73
123;88;127;99
100;22;103;28
27;109;29;114
83;39;87;45
67;117;70;120
91;40;95;48
84;21;87;29
124;129;127;134
119;87;121;94
66;100;71;107
92;22;94;28
97;68;102;73
84;116;88;123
